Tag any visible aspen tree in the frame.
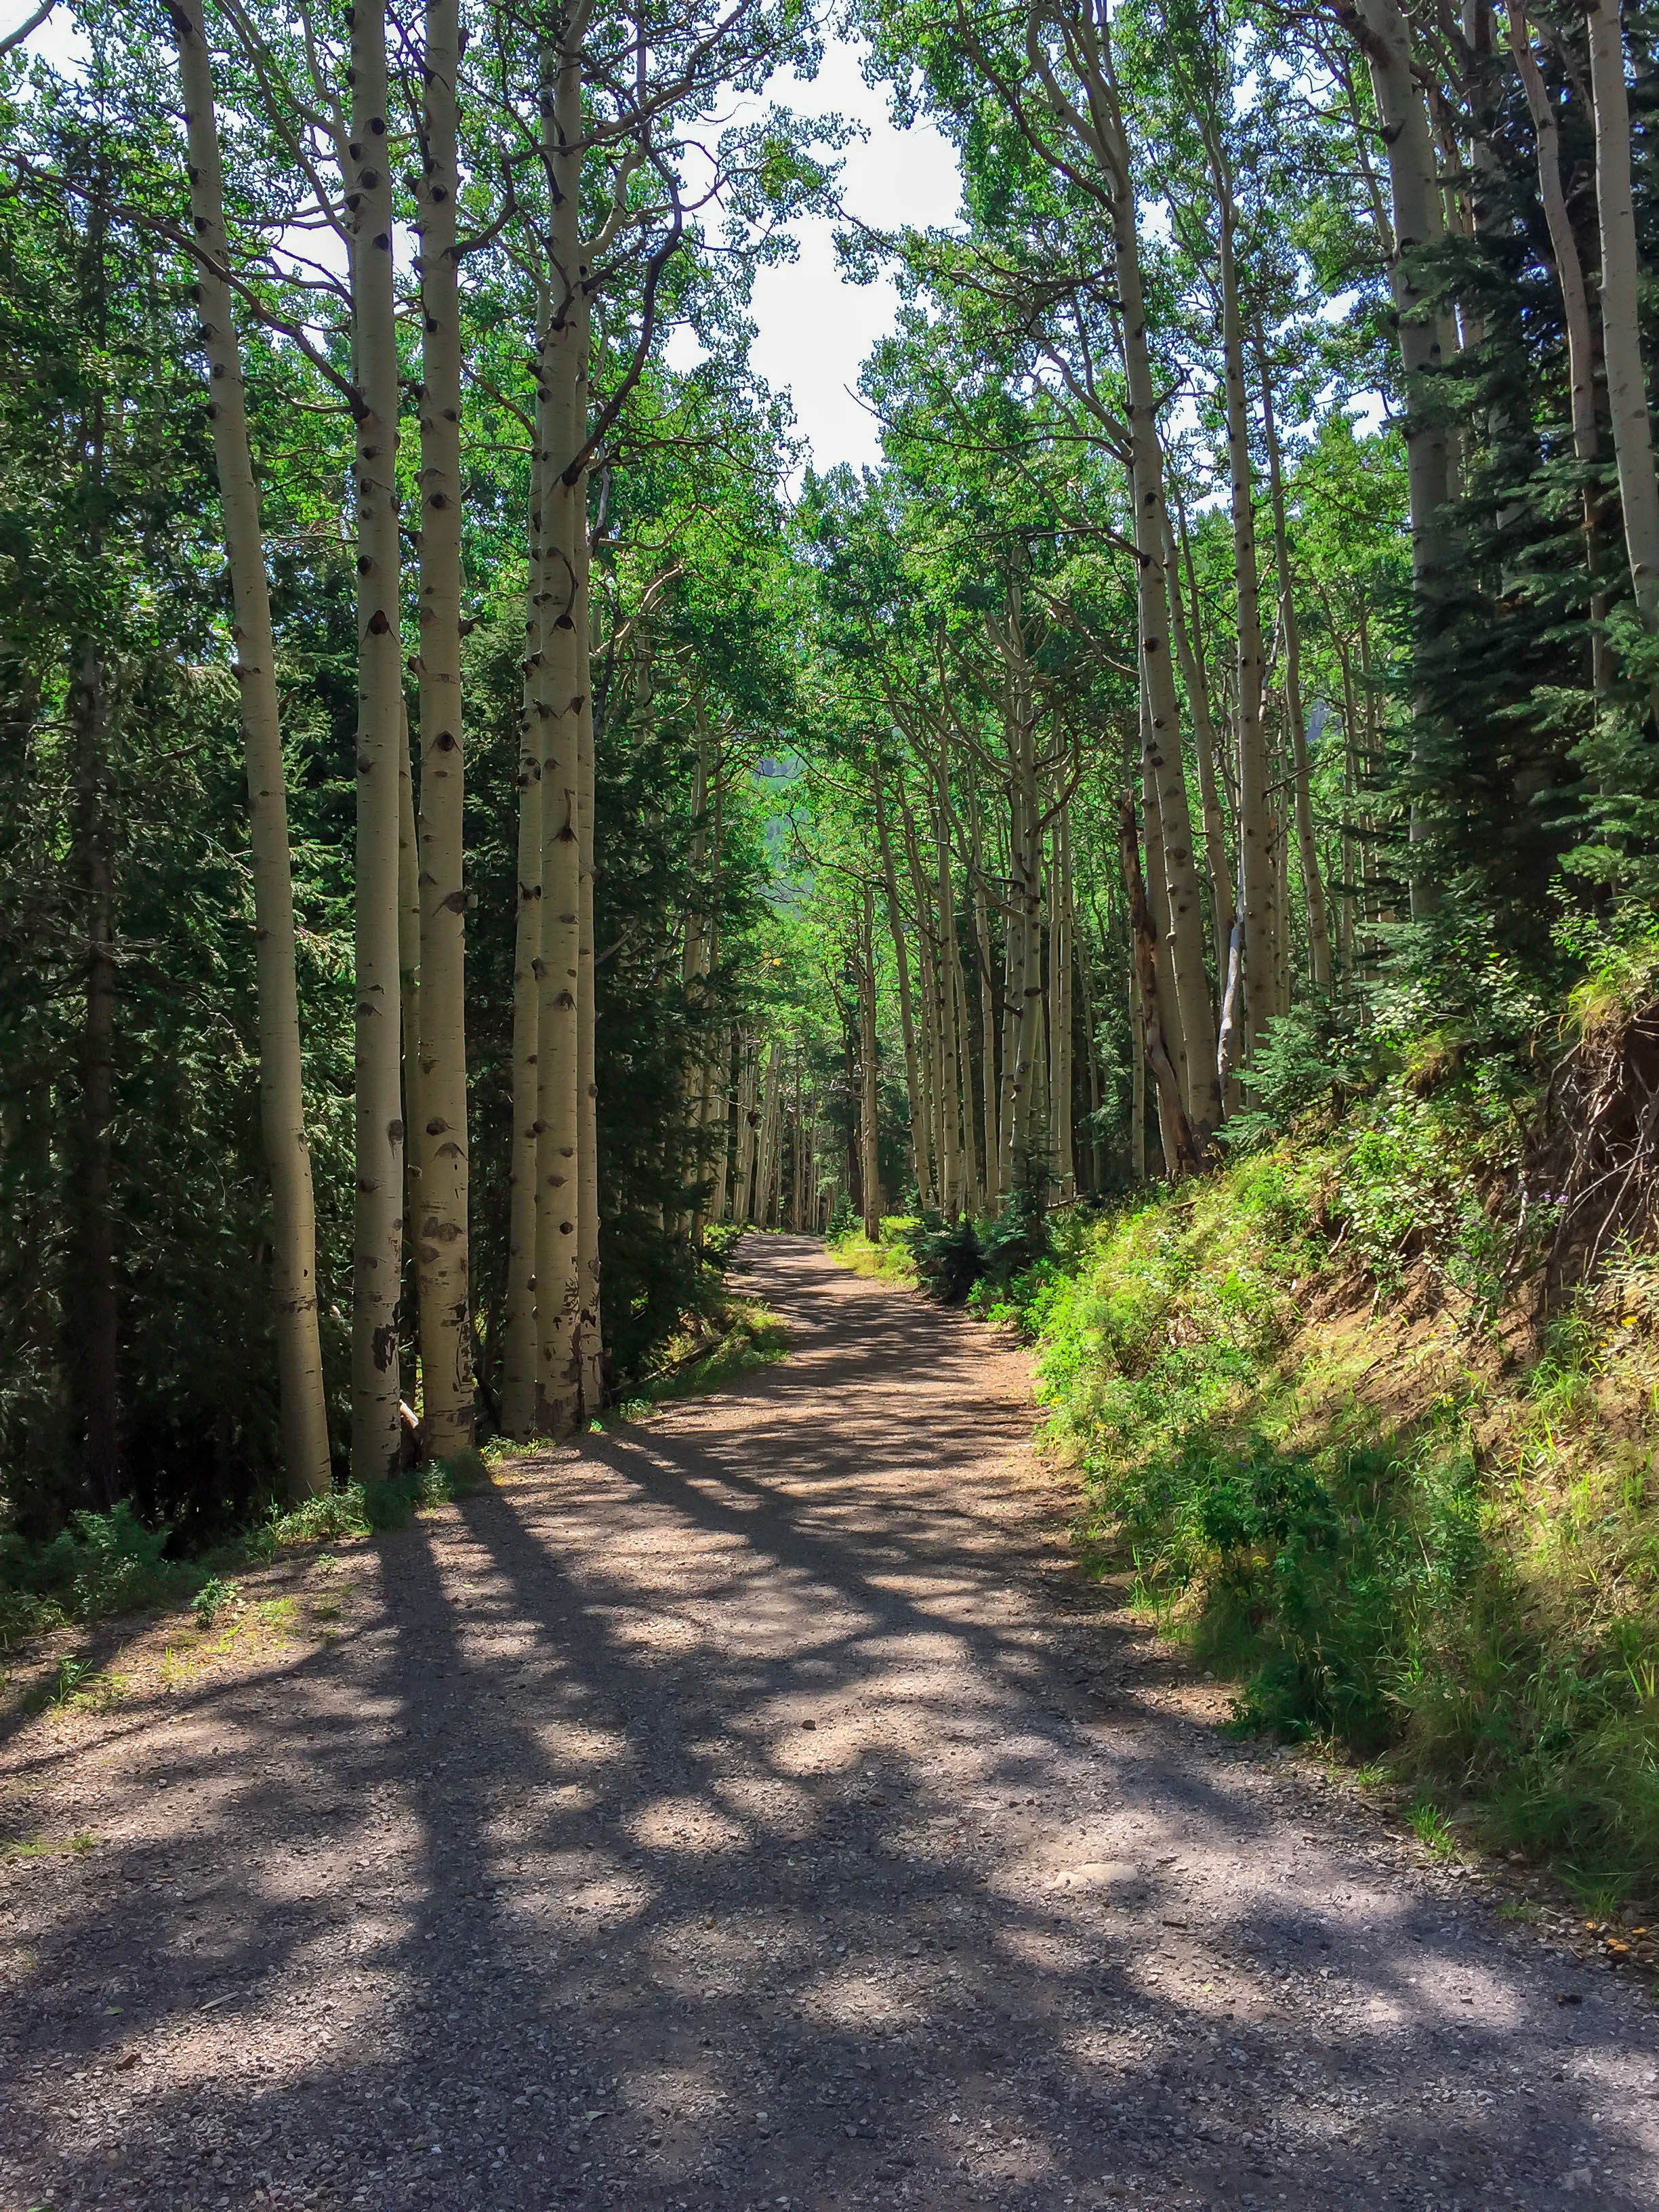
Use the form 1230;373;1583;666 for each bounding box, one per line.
968;797;1000;1189
532;24;586;1434
1120;796;1200;1176
1050;810;1074;1196
1164;500;1233;982
576;476;602;1409
502;430;547;1441
70;652;119;1507
933;752;962;1215
1510;12;1609;694
347;0;408;1485
1129;962;1147;1182
954;935;981;1210
1344;0;1450;910
858;886;882;1242
413;0;473;1454
170;0;331;1498
1254;324;1331;994
1200;124;1275;1064
397;699;423;1348
875;775;930;1208
1585;0;1659;645
1023;5;1218;1134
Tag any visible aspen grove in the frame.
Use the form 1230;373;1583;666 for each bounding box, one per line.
5;0;1659;1541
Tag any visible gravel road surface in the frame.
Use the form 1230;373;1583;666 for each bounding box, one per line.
2;1233;1656;2212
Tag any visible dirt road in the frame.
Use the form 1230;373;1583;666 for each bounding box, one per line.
2;1235;1656;2211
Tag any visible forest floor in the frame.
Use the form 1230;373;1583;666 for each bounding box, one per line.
2;1235;1658;2212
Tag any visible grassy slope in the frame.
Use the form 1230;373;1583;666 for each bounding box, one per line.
994;1132;1659;1907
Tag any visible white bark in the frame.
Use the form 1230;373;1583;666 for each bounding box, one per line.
171;0;331;1500
413;0;472;1455
346;0;407;1484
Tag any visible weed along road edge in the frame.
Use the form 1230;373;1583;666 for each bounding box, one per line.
2;1234;1656;2211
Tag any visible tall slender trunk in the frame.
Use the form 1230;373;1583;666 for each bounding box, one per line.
1114;254;1216;1126
1130;960;1147;1185
347;0;407;1484
1511;13;1610;696
1208;152;1275;1065
397;698;422;1370
575;489;602;1408
1050;810;1074;1196
858;886;882;1242
1140;670;1189;1126
71;651;119;1507
933;756;962;1216
413;0;472;1455
899;787;940;1206
953;929;981;1211
501;431;546;1439
1120;796;1200;1177
1586;0;1659;642
171;0;330;1496
1164;497;1233;981
969;794;1000;1191
1254;321;1331;993
874;775;928;1208
532;31;586;1433
1350;0;1451;912
735;1044;758;1224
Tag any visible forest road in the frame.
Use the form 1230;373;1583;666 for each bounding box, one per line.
2;1233;1657;2212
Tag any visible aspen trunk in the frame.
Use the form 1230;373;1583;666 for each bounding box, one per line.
1586;0;1659;642
875;776;928;1208
998;672;1044;1190
1165;499;1233;982
71;651;119;1507
171;0;331;1497
933;759;962;1216
969;797;1000;1190
532;33;585;1433
1511;13;1610;695
1120;796;1200;1177
1139;670;1191;1124
954;930;981;1211
397;698;422;1377
1210;160;1275;1067
413;0;472;1456
1050;811;1074;1197
859;886;882;1243
501;433;546;1439
347;0;407;1486
710;1027;734;1226
899;789;941;1206
1352;0;1450;912
1254;323;1331;994
735;1044;758;1225
575;492;602;1410
1117;328;1216;1128
1129;958;1147;1183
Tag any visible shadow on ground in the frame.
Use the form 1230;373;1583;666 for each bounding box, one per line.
1;1236;1654;2212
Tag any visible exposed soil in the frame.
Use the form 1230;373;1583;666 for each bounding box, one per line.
2;1234;1657;2212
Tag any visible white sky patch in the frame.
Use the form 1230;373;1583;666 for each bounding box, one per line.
5;1;83;68
670;37;961;480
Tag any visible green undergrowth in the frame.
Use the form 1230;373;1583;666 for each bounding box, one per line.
607;1296;788;1421
0;1451;493;1651
826;1215;922;1286
970;985;1659;1904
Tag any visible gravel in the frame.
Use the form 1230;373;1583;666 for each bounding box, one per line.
1;1233;1656;2212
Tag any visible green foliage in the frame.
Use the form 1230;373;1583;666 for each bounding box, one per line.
191;1576;241;1629
1013;1043;1659;1897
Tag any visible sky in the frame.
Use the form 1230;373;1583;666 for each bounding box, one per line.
5;6;961;479
717;40;962;476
